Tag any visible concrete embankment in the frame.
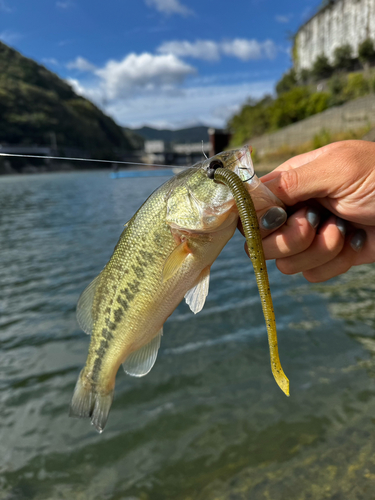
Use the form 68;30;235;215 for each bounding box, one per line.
250;95;375;159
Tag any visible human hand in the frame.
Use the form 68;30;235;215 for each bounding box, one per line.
256;140;375;282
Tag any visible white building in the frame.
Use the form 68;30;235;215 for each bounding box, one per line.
294;0;375;72
144;140;165;154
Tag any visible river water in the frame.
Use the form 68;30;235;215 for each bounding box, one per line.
1;171;375;500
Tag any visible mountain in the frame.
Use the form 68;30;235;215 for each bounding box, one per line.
0;41;142;160
129;125;210;144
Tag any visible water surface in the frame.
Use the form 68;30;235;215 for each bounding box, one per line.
1;171;375;499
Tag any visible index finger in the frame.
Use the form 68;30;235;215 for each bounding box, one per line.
260;145;328;183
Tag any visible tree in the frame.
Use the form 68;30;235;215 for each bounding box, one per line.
358;38;375;69
299;68;311;85
276;69;297;96
228;96;272;146
327;73;347;106
268;87;329;130
343;73;370;99
312;55;333;80
333;44;354;71
329;74;345;95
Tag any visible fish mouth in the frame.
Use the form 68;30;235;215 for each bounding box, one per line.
231;146;261;192
203;145;261;192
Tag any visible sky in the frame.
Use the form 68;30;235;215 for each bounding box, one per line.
0;0;322;129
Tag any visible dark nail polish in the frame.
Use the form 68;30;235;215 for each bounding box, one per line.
336;217;346;237
306;208;320;229
350;229;366;252
260;207;287;231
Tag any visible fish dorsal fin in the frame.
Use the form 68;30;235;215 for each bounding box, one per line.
76;273;102;335
162;241;192;283
122;329;163;377
185;266;210;314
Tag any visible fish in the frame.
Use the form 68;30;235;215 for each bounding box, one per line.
69;145;288;432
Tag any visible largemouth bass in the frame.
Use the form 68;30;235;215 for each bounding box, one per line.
70;146;287;432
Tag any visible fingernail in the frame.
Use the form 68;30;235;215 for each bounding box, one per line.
306;208;320;229
350;229;366;252
260;207;287;231
336;217;346;237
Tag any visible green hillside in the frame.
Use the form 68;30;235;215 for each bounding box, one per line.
0;41;141;159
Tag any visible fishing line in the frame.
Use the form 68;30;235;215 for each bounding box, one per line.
201;141;208;160
0;148;255;181
238;166;255;183
0;152;181;169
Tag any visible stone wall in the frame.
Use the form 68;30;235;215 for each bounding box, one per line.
250;94;375;157
294;0;375;72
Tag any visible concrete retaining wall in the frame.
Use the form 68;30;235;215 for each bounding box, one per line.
250;94;375;157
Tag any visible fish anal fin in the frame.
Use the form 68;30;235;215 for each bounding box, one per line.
162;241;191;283
76;273;102;335
185;266;210;314
122;328;163;377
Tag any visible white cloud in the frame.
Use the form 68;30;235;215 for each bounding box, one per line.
56;1;74;8
65;49;276;129
0;0;11;12
221;39;277;61
0;30;20;45
42;57;59;66
275;14;292;23
95;52;195;99
158;38;278;61
66;78;85;95
67;56;97;72
157;40;220;61
145;0;193;16
58;39;74;46
66;78;106;104
66;52;196;111
101;81;275;129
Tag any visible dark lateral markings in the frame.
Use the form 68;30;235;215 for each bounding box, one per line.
92;276;142;379
92;327;114;382
90;249;156;382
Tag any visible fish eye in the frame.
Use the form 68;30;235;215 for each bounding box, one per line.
207;160;223;179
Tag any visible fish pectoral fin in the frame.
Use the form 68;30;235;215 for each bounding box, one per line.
162;241;192;283
122;328;163;377
185;266;210;314
76;273;102;335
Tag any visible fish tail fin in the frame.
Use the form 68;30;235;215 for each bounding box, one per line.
69;370;114;433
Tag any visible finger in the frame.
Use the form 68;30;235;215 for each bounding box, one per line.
260;144;332;183
257;206;320;260
263;160;335;207
276;216;345;275
261;142;348;206
237;206;287;240
303;229;366;282
259;206;287;233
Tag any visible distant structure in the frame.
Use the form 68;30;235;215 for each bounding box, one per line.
144;140;166;165
294;0;375;73
208;128;231;156
143;140;210;166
